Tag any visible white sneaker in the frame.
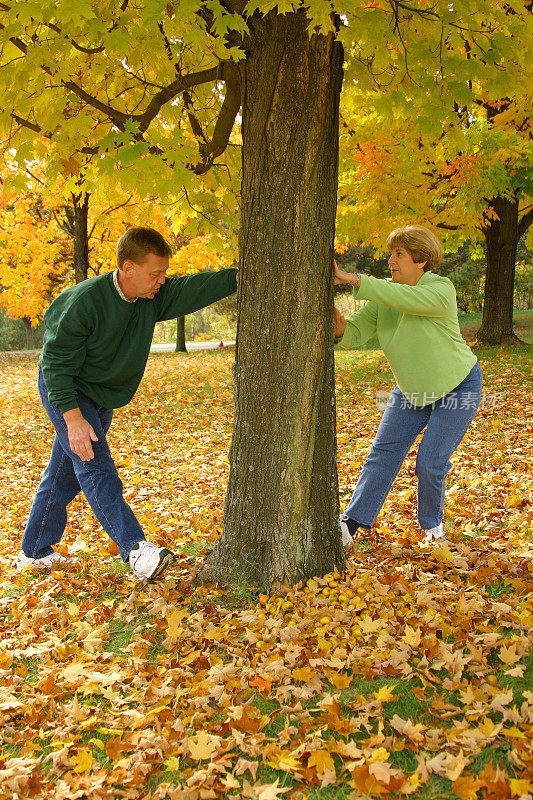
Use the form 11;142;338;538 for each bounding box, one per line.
423;523;448;544
339;516;355;550
128;541;174;581
15;550;76;572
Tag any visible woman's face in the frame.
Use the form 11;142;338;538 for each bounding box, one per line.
388;245;426;286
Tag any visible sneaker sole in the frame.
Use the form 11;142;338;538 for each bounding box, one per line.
16;559;74;572
146;550;175;581
343;537;355;552
421;537;450;546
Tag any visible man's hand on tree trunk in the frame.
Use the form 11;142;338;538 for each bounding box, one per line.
63;408;98;461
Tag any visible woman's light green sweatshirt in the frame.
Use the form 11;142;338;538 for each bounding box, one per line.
337;271;477;406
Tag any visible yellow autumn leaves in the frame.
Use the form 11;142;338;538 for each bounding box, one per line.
0;347;531;800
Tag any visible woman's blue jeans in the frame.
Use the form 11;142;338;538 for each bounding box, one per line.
21;368;145;562
343;362;482;530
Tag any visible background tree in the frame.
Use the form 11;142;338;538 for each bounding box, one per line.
0;154;236;348
0;165;70;344
336;36;533;345
1;0;530;589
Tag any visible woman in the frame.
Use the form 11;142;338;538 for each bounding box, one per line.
334;225;482;547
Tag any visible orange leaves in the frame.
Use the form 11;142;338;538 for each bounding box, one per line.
349;763;393;795
60;156;81;177
70;747;93;773
166;608;189;639
390;715;427;746
249;676;272;693
186;730;222;761
327;669;352;689
228;704;270;734
1;348;532;799
307;749;336;784
291;665;316;682
498;642;523;666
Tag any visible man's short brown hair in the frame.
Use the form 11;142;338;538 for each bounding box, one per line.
117;227;172;269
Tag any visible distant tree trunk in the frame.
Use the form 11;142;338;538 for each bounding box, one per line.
175;316;187;352
72;192;90;283
22;317;34;350
201;11;346;592
61;192;91;283
477;195;520;345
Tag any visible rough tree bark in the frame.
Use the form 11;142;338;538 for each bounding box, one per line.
477;194;520;345
175;315;187;352
201;11;346;591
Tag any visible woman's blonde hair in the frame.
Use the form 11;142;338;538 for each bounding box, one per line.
386;225;443;271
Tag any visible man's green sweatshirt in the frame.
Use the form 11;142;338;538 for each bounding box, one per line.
40;269;238;412
337;271;477;406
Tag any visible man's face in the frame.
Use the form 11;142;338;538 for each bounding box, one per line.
126;252;169;299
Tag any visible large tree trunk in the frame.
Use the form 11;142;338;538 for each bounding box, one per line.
201;11;346;592
175;315;187;352
477;194;520;345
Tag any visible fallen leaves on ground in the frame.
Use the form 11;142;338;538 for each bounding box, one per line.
0;347;531;800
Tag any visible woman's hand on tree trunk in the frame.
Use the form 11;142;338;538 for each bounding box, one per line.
334;306;347;338
334;259;359;286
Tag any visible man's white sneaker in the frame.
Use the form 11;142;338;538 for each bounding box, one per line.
15;550;76;572
128;541;174;581
423;523;448;544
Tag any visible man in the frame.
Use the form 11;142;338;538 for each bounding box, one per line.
16;226;238;581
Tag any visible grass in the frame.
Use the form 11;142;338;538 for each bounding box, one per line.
458;308;533;343
485;580;514;599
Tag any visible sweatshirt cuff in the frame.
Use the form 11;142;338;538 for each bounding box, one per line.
352;273;368;300
56;398;80;413
228;268;238;293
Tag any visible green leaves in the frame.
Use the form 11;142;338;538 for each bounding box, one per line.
1;0;531;253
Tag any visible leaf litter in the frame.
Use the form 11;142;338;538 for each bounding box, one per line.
0;348;531;799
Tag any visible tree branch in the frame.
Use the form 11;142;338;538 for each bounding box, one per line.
41;21;105;54
191;61;241;174
518;206;533;241
137;66;221;133
88;195;134;239
436;222;460;231
222;0;247;13
1;15;225;134
4;18;242;176
0;0;130;55
12;113;42;134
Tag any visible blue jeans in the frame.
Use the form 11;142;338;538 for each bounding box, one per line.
21;368;145;562
343;362;482;530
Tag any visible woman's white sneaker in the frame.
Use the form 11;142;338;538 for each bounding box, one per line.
340;516;355;550
128;541;174;581
15;550;76;571
423;523;448;544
